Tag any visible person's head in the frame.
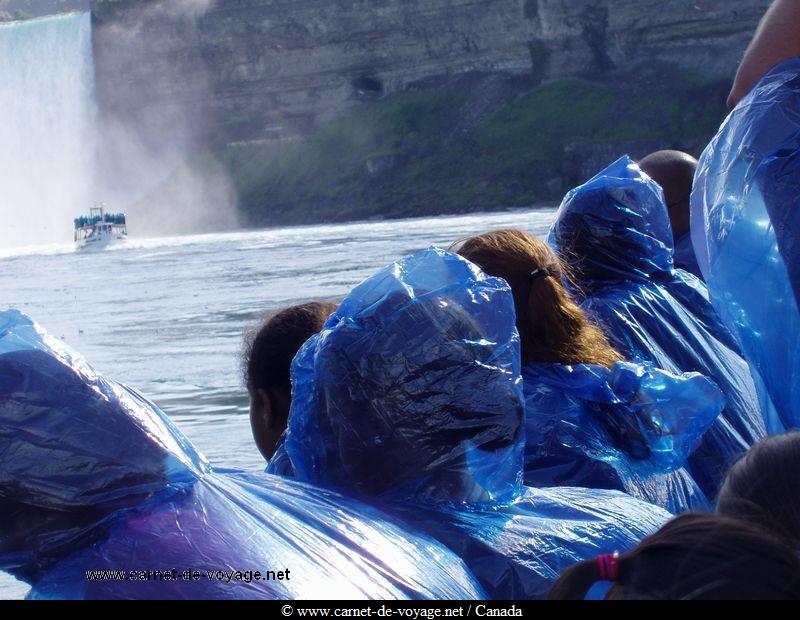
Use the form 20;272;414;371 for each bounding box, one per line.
549;513;800;600
245;301;337;460
717;432;800;547
550;156;675;287
285;248;525;504
0;310;204;582
638;150;698;240
454;229;621;367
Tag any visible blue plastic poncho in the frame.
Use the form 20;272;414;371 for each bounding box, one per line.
284;248;671;600
673;232;704;281
521;361;723;513
266;435;295;477
0;310;484;600
549;156;767;499
693;57;800;432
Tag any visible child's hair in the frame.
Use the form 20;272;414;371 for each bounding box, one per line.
454;229;622;367
548;513;800;600
717;432;800;547
244;301;338;394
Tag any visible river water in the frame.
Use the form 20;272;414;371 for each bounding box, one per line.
0;208;556;598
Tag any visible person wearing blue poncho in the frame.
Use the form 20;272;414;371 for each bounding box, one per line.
639;150;704;281
693;0;800;432
548;156;768;500
458;230;723;514
0;310;485;600
243;301;337;475
282;248;671;600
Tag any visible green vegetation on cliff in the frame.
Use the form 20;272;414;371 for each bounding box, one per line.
149;65;729;226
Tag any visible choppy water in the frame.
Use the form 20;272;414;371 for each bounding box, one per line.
0;208;556;599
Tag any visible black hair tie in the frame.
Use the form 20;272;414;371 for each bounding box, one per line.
529;268;551;282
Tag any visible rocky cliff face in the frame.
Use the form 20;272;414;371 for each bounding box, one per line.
85;0;772;228
91;0;769;147
529;0;769;80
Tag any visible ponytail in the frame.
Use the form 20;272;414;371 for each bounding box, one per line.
454;230;622;367
548;557;606;600
549;514;800;600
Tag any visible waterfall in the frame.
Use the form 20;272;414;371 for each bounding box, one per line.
0;12;96;247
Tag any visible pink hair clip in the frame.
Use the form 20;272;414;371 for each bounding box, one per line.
597;551;621;582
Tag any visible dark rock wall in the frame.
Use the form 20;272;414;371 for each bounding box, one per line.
91;0;770;147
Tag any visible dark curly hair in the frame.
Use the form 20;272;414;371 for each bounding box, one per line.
244;301;338;395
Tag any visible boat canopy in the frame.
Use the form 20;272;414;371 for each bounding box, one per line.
73;212;126;229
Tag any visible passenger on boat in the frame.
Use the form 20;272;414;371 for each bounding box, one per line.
244;301;336;472
717;432;800;548
548;513;800;600
726;0;800;111
550;156;768;499
282;248;671;599
0;310;485;600
638;150;702;280
457;230;723;514
693;0;800;430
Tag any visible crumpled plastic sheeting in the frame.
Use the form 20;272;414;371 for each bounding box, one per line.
401;485;668;600
286;247;525;504
692;57;800;432
521;361;724;514
550;156;767;499
552;156;676;284
0;310;485;600
673;232;704;281
284;248;671;599
266;434;296;477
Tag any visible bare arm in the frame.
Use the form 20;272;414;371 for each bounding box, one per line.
728;0;800;110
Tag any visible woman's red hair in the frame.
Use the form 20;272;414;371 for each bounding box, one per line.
456;229;621;367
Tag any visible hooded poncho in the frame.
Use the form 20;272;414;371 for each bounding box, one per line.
0;310;484;600
284;248;670;599
521;360;723;513
693;57;800;432
550;156;767;498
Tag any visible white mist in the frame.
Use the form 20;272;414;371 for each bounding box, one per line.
0;12;96;248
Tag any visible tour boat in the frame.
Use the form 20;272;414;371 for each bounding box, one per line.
74;204;128;250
